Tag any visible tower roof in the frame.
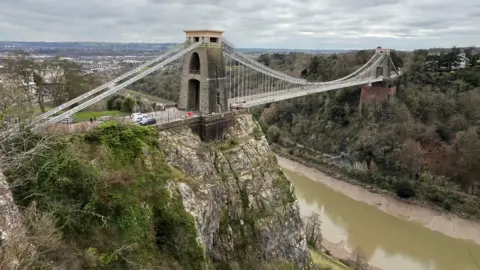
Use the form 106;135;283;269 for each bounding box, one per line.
183;29;224;37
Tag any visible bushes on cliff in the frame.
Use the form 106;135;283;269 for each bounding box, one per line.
4;121;205;269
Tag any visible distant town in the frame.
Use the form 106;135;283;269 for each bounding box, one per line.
0;41;354;75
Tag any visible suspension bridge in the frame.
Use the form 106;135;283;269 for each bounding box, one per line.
5;30;401;134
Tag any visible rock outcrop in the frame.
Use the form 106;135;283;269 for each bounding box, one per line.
158;114;310;268
1;114;310;269
0;169;25;270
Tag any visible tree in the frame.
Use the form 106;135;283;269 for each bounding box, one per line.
121;96;135;113
442;52;461;69
258;54;271;66
304;213;322;249
31;60;53;113
352;248;368;270
0;84;18;126
471;55;479;67
448;127;480;194
106;95;124;111
3;51;36;114
48;60;99;106
266;125;280;143
390;50;404;69
356;50;369;64
397;139;425;177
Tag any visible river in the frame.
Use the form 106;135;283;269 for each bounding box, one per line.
278;156;480;270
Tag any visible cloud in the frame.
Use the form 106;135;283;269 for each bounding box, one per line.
0;0;478;49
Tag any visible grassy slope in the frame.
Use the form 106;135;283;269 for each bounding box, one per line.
72;110;128;121
310;249;352;270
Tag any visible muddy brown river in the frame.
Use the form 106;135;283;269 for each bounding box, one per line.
278;156;480;270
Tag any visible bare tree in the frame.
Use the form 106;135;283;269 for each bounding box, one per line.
352;247;368;270
3;51;36;111
0;202;62;270
304;213;322;250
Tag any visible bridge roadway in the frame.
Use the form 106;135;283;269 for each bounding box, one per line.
45;108;197;134
229;76;384;108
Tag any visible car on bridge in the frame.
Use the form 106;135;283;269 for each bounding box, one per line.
139;117;156;126
132;113;148;124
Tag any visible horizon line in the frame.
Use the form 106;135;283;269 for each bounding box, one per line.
1;40;476;51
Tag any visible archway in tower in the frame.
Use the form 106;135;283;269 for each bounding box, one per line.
188;79;200;110
189;52;200;74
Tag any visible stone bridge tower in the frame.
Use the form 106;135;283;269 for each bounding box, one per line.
179;30;228;114
361;47;396;106
371;46;391;79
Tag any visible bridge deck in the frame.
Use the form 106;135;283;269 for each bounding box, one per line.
229;77;384;107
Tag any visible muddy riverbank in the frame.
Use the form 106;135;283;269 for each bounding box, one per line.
278;155;480;244
279;155;480;270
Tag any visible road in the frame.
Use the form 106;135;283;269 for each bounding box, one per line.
124;108;200;124
43;108;199;134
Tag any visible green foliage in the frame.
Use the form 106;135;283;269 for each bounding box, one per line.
84;121;158;166
257;48;480;218
266;125;280;143
6;122;206;268
394;180;415;198
106;94;124;111
252;125;263;140
154;185;205;270
121;96;135;113
130;69;180;103
87;247;119;266
214;138;240;151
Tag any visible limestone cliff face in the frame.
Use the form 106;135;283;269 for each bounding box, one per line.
158;114;310;268
0;169;25;270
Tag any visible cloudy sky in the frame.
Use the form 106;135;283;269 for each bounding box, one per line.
1;0;479;50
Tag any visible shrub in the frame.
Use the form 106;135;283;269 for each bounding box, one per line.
395;180;415;198
121;96;135;113
106;95;124;110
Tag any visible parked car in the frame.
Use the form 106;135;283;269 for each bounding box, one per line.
139;117;157;126
132;113;147;123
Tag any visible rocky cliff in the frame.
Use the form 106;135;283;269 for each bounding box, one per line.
1;114;310;269
158;114;310;268
0;169;26;270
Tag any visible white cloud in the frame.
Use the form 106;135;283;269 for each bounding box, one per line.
0;0;478;49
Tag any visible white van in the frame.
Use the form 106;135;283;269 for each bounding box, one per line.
132;113;147;124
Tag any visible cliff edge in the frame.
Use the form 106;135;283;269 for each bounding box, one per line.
0;114;310;269
159;114;310;268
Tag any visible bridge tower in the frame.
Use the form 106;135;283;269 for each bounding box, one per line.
179;30;228;114
371;46;391;79
361;47;396;106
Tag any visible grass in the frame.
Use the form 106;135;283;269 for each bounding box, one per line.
309;249;352;270
72;110;128;121
121;89;176;105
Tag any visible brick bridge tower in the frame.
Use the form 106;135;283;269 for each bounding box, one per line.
360;46;396;105
179;30;228;114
